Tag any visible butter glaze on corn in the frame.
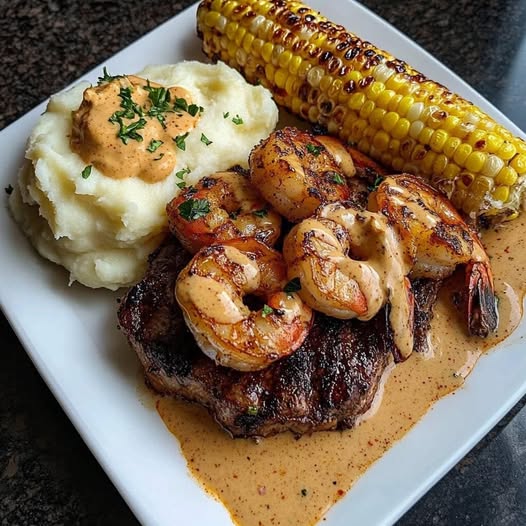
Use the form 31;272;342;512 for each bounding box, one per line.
196;0;526;220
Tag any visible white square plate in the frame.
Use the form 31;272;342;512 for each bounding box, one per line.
1;1;525;525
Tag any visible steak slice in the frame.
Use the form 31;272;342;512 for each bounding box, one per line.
118;237;441;438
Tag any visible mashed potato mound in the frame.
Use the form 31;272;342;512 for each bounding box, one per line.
10;61;278;290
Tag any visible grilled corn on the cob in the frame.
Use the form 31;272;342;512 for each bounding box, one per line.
196;0;526;221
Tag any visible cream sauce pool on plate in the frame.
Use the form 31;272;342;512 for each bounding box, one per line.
154;214;526;526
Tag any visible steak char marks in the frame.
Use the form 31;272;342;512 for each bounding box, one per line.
118;237;440;438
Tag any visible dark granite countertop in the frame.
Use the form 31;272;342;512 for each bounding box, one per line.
1;0;525;524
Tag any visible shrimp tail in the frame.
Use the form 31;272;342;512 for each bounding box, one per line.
390;277;415;363
466;261;499;337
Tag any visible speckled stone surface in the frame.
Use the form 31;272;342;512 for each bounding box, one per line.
1;1;525;525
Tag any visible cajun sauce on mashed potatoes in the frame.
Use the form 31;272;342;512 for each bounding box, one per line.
9;61;278;290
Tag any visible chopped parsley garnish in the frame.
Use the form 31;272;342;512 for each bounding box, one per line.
176;181;187;189
306;143;323;156
175;167;191;180
178;198;210;220
108;87;146;144
247;406;258;416
331;172;345;185
144;83;173;128
261;304;274;318
4;184;13;195
81;165;93;179
173;98;202;117
147;139;163;153
173;132;189;151
232;114;244;125
223;111;230;119
200;133;212;146
97;67;123;85
252;208;268;218
188;104;202;117
284;278;301;295
368;175;384;192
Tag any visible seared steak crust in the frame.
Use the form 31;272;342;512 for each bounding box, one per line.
118;237;440;438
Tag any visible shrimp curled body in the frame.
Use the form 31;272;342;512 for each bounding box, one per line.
249;127;355;222
370;175;498;337
167;170;281;253
283;203;414;360
176;238;314;372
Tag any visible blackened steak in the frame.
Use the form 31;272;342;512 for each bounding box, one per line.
118;237;440;438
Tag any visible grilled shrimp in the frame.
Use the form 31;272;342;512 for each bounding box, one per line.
369;174;498;337
176;237;313;371
249;127;355;222
283;202;414;360
166;170;281;253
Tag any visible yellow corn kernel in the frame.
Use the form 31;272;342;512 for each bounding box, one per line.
375;89;395;109
453;143;473;166
418;127;434;145
495;166;518;186
467;129;486;149
278;50;292;69
357;137;371;154
382;111;399;133
369;107;386;128
320;75;332;92
443;163;461;180
397;96;415;117
288;55;303;75
349;92;366;111
373;130;390;151
350;119;368;142
464;151;486;173
428;129;449;153
421;151;437;174
366;81;385;101
393;157;405;171
443;136;461;158
385;73;405;92
242;32;255;53
510;153;526;174
433;154;448;175
387;94;403;113
360;100;376;119
442;115;461;133
492;185;510;203
391;118;410;140
498;141;517;160
274;68;288;89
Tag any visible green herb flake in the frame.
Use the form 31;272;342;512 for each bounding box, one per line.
223;111;230;119
261;304;274;318
284;278;301;295
97;67;123;85
81;165;93;179
331;172;345;185
301;488;308;497
175;167;191;180
306;143;323;156
147;139;163;153
252;208;268;218
173;132;189;151
232;114;244;125
176;181;187;189
188;104;201;117
247;406;258;416
200;133;212;146
178;198;210;221
5;184;13;195
368;175;384;192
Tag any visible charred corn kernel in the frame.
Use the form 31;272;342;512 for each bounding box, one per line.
511;153;526;173
493;185;510;203
496;166;518;186
197;0;526;219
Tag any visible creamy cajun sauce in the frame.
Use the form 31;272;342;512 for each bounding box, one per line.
156;213;526;526
71;75;199;182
